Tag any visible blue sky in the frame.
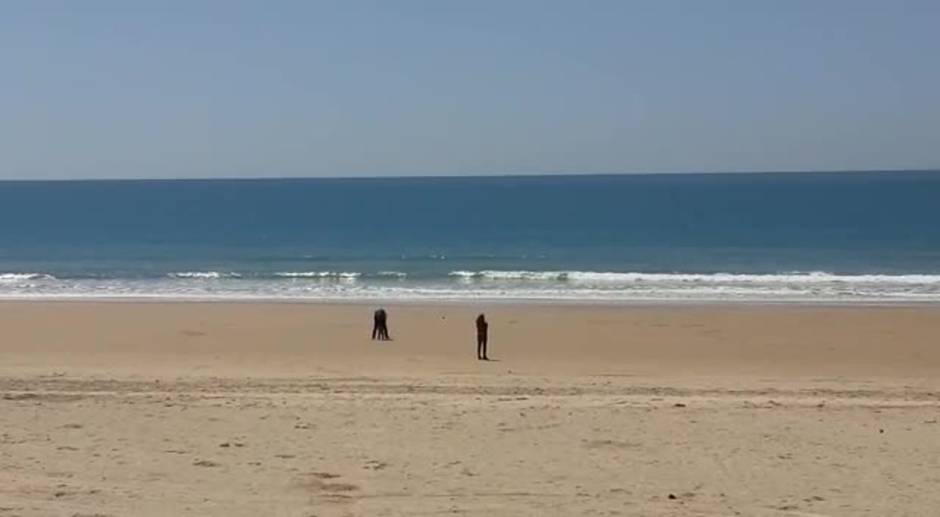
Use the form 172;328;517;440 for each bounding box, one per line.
2;0;938;179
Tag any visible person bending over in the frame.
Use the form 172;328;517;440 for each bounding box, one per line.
372;308;389;340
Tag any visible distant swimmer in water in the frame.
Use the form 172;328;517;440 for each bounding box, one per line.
476;313;489;360
372;308;390;341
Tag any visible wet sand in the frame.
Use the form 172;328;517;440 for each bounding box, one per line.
1;301;939;516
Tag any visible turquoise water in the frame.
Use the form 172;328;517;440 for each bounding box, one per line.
1;171;939;302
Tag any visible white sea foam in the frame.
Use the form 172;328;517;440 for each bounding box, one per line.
0;273;56;282
274;271;361;279
2;270;940;303
168;271;241;279
450;270;567;281
376;271;408;278
449;270;940;285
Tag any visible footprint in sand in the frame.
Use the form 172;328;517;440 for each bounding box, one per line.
309;472;341;479
296;473;359;494
582;439;641;450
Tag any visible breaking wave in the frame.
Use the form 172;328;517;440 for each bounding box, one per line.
449;270;940;285
168;271;242;279
0;273;56;282
274;271;362;279
1;270;940;302
376;271;408;279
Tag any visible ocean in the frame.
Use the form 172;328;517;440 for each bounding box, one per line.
1;171;939;303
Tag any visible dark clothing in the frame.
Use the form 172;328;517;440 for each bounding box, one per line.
476;331;488;360
476;314;488;360
372;309;389;340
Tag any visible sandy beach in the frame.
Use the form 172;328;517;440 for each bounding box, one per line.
2;301;939;516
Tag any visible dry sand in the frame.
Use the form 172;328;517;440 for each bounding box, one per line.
1;301;939;516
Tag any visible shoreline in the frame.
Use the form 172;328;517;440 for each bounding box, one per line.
3;295;940;308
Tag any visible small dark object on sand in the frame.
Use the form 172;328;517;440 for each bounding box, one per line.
668;493;677;500
879;429;885;434
674;403;686;408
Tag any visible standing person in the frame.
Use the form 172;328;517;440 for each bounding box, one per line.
372;308;388;340
379;309;390;340
476;313;489;360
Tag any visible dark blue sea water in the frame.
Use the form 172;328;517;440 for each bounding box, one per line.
1;171;939;302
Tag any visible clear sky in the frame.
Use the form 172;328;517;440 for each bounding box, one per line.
2;0;938;180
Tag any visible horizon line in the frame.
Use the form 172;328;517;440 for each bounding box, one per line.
1;168;939;183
